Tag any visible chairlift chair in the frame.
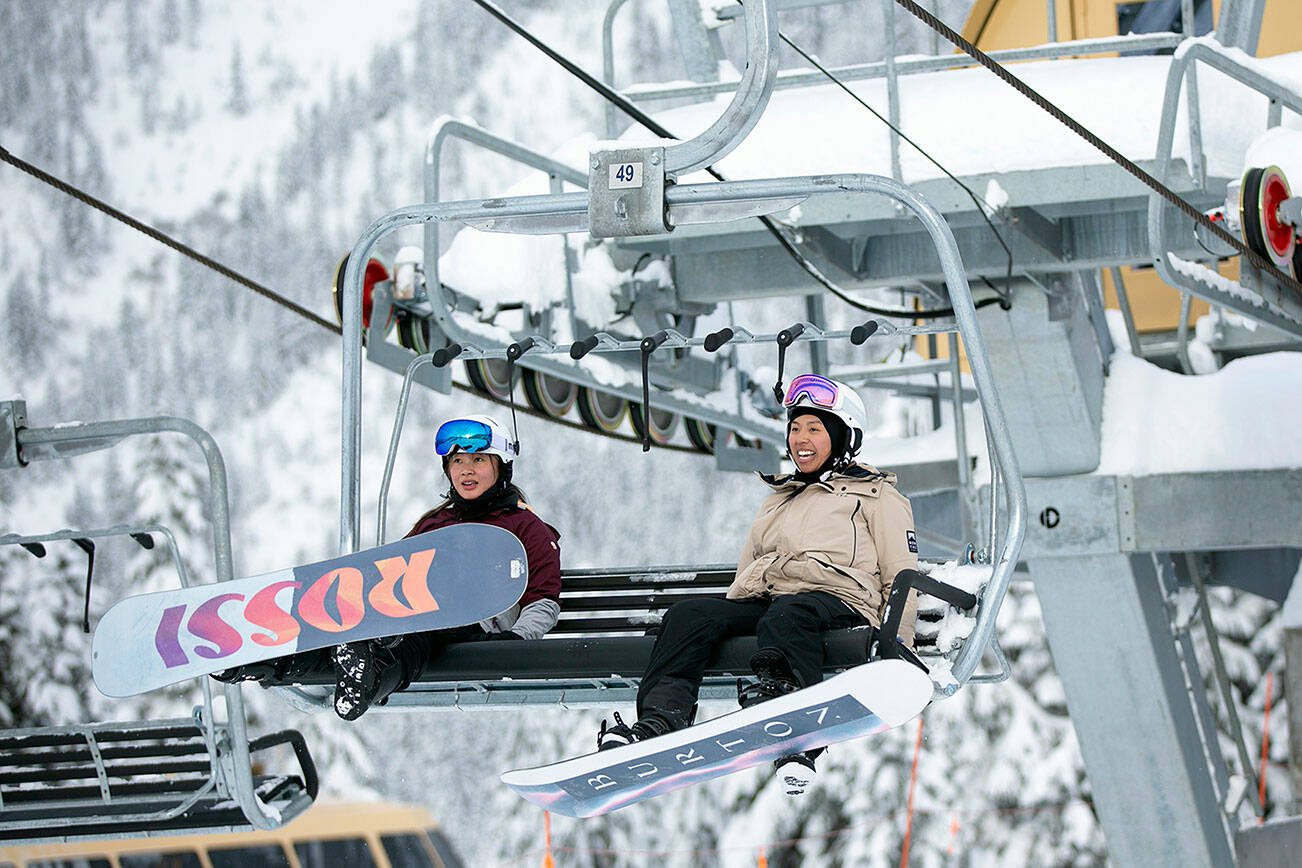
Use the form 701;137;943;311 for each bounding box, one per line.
0;413;321;843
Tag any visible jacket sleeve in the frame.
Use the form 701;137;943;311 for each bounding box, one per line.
867;488;921;647
736;486;776;577
510;598;560;640
517;514;562;610
735;517;762;578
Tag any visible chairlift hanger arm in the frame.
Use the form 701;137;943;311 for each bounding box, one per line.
420;321;955;364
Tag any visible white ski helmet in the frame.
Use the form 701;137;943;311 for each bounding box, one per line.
782;374;867;460
434;414;518;464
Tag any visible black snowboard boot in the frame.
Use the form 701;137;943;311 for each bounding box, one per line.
738;648;800;708
774;750;820;796
597;712;673;751
212;648;330;686
333;640;413;721
332;641;382;721
211;661;282;685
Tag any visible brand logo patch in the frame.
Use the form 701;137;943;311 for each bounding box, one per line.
906;530;918;553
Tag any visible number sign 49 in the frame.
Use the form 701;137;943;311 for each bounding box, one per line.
609;161;643;190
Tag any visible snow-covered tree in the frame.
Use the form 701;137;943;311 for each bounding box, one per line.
228;43;250;115
0;543;97;729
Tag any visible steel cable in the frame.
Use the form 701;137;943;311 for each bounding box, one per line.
0;143;701;452
889;0;1302;302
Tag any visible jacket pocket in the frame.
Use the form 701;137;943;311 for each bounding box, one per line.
727;552;778;599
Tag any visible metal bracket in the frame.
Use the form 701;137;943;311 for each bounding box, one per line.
1117;476;1137;551
1278;196;1302;228
0;399;26;468
588;146;671;238
1023;273;1077;322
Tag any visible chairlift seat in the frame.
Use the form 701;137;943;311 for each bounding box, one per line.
0;719;317;844
272;561;981;707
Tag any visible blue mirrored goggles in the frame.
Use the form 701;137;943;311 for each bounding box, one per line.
782;374;844;412
434;419;514;457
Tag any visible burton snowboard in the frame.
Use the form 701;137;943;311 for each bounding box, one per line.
92;523;527;697
501;658;933;817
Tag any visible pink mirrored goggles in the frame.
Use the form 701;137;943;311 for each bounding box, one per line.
782;374;846;412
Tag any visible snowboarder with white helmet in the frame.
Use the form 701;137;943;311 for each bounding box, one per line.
216;414;562;721
597;374;920;795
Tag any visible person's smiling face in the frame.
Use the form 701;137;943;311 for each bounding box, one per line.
788;414;832;473
446;452;500;500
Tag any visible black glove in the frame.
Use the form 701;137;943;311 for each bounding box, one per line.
486;630;523;640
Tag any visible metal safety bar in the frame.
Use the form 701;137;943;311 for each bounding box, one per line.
1148;38;1302;337
4;412;298;831
341;173;1027;693
1;524;187;585
422;116;588;345
374;318;956;546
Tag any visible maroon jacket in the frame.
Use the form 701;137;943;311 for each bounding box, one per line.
406;502;562;609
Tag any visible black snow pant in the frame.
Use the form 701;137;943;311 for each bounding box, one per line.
635;591;868;731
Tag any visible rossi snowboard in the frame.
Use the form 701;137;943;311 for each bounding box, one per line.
501;658;933;817
92;523;527;697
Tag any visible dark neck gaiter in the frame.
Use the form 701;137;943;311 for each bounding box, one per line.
446;479;520;519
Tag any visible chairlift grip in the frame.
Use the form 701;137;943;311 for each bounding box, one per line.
771;322;807;403
850;320;880;345
72;538;95;634
637;331;671;452
431;343;463;367
507;337;537;361
776;322;805;346
570;335;600;359
640;329;670;354
703;327;734;352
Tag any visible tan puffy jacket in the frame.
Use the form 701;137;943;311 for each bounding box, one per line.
727;464;921;646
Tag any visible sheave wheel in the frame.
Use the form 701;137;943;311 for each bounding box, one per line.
684;418;716;454
1240;165;1296;269
396;313;431;354
629;403;679;445
576;387;628;433
522;370;578;418
464;359;514;400
331;252;394;338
